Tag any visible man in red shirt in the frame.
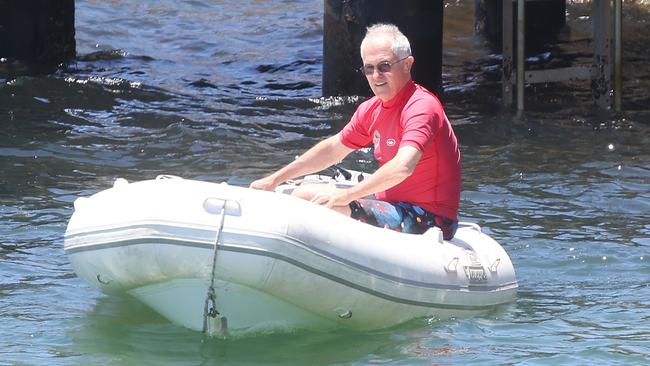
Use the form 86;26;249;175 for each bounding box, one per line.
250;23;461;239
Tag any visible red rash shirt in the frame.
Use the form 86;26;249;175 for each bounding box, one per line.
340;80;461;221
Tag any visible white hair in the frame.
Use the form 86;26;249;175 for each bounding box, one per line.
360;23;412;59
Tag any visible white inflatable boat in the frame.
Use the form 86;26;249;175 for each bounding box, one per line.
64;170;517;336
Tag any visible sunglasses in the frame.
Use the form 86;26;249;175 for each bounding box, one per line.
359;56;409;76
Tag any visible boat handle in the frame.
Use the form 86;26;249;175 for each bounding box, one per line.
338;310;352;319
444;257;459;273
203;197;242;216
156;174;183;180
96;274;112;285
113;178;129;188
459;222;482;233
490;258;501;273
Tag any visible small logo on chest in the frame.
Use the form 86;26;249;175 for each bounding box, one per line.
386;138;396;147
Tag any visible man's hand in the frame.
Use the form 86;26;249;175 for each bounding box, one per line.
249;176;279;191
310;187;353;208
248;134;354;193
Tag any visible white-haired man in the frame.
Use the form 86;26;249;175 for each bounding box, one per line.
250;23;461;240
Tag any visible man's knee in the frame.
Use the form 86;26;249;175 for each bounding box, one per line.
291;184;352;216
290;183;324;201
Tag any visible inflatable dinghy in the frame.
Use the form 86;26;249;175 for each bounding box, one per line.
64;170;517;336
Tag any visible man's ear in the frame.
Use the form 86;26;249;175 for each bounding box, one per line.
406;56;415;71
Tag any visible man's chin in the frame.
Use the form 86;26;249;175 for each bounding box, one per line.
371;87;391;100
377;93;395;102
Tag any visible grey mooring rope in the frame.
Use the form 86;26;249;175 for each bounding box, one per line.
202;200;229;336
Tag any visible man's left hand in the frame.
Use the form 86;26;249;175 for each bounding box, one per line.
310;187;353;208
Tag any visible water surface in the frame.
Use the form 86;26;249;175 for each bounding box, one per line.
1;0;649;364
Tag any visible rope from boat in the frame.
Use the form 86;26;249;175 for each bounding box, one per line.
202;199;229;336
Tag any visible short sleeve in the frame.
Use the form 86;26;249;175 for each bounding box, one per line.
340;100;374;149
399;96;443;151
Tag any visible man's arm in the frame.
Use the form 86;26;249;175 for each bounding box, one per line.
311;145;422;208
249;133;354;191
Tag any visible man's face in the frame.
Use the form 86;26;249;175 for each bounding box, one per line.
361;35;413;102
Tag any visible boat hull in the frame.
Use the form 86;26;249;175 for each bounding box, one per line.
64;175;517;335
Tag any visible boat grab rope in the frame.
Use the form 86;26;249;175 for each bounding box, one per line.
202;199;229;337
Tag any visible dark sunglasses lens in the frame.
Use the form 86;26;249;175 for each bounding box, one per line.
361;62;392;75
377;62;392;73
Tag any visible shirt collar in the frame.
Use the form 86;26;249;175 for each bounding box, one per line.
381;80;416;109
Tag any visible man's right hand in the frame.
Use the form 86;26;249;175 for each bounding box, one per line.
249;176;279;191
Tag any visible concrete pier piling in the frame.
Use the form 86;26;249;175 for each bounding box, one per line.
323;0;443;97
0;0;75;73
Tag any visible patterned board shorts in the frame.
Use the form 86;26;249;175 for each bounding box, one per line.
349;198;458;240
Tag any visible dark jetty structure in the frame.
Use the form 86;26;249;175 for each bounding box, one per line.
0;0;622;110
323;0;622;111
0;0;75;73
